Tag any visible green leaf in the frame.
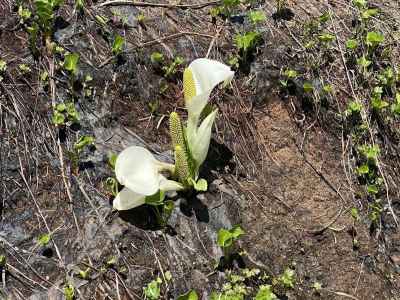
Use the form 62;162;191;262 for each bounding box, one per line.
230;225;245;239
283;69;298;79
190;178;208;191
350;207;360;221
0;255;6;267
319;12;330;23
371;97;389;111
143;278;162;300
358;144;380;161
346;39;358;50
217;225;245;248
145;190;166;206
366;31;384;48
112;35;124;55
361;8;379;20
38;233;51;246
303;82;314;93
64;53;80;75
74;135;95;152
312;282;322;291
108;153;117;169
52;111;65;125
64;283;74;300
248;10;266;25
352;0;366;9
357;56;371;68
279;268;295;288
254;285;277;300
150;52;164;64
217;228;233;248
367;184;379;195
79;268;90;279
356;164;369;175
318;33;335;43
177;290;199;300
234;31;261;52
18;6;32;22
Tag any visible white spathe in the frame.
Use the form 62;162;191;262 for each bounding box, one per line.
113;146;183;210
185;58;234;168
186;58;234;120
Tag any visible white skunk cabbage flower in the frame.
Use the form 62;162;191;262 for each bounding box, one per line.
113;146;183;210
183;58;234;168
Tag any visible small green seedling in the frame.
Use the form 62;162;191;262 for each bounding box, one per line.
351;207;360;221
278;268;295;289
361;8;379;20
366;31;384;48
391;93;400;116
38;233;51;246
64;53;80;76
0;59;6;72
112;35;124;56
52;102;79;125
78;268;90;280
74;135;95;153
235;31;261;55
143;277;162;300
254;285;277;300
312;282;322;293
217;225;245;261
151;52;164;64
318;33;335;43
64;282;74;300
248;10;266;25
353;0;366;9
346;39;358;50
18;64;31;75
18;6;32;24
177;290;198;300
162;56;184;78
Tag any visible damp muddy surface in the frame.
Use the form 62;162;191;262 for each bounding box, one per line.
1;0;400;299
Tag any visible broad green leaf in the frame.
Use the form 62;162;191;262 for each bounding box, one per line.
74;135;95;151
279;268;295;288
143;278;162;300
64;53;80;75
230;225;245;239
217;228;233;248
318;33;335;43
356;164;369;175
151;52;164;64
366;31;384;47
112;35;124;55
52;111;65;125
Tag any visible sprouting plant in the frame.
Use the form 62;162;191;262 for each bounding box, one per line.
346;39;358;50
112;35;124;56
150;52;164;64
366;31;384;48
370;86;389;111
277;268;295;289
177;290;199;300
217;225;245;259
254;285;277;300
391;93;400;116
162;56;184;78
248;10;266;25
318;33;335;43
64;282;75;300
18;64;31;75
18;5;32;24
78;268;90;279
38;233;51;246
137;12;146;24
210;0;240;18
312;282;322;293
143;277;162;300
52;102;79;126
0;255;6;267
63;53;80;76
235;31;261;57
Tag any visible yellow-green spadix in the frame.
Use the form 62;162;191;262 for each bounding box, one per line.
113;146;183;210
183;58;234;169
